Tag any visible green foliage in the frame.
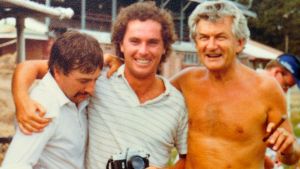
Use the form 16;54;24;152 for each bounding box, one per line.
291;111;300;137
248;0;300;55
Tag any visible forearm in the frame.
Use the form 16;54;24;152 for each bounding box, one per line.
12;60;48;108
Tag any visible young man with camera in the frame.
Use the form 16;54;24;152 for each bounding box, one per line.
10;2;187;169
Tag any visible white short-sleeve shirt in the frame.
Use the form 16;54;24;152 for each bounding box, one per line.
1;72;88;169
86;65;188;169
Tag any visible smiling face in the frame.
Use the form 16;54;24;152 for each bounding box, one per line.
120;19;165;80
54;68;101;105
195;16;245;72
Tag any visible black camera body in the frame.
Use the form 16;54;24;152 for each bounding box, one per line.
106;148;150;169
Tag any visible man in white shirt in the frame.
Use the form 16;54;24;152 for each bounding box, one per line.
1;30;103;169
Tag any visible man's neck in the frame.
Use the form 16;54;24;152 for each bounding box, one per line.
125;73;165;104
208;60;241;84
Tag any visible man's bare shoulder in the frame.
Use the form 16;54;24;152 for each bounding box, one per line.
174;66;206;80
170;66;207;90
256;70;282;92
250;69;285;108
239;66;283;99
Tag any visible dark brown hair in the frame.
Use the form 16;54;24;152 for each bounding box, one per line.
111;2;176;63
48;30;103;76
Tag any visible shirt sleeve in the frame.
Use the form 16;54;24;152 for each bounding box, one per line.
1;120;56;168
175;105;188;155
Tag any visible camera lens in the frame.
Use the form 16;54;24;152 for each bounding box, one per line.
130;156;145;169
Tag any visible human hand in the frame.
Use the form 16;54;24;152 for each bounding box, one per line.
104;53;123;78
16;98;51;134
264;155;274;169
265;123;296;155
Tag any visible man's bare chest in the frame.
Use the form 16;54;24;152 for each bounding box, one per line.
185;89;268;141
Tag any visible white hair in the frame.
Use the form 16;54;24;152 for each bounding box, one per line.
188;0;250;42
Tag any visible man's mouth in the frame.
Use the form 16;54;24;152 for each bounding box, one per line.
75;93;90;98
206;53;222;58
135;58;151;65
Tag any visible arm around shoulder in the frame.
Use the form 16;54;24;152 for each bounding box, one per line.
12;60;50;134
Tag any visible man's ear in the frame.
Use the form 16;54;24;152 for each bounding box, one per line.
53;67;63;79
120;42;124;53
236;38;246;54
273;67;284;77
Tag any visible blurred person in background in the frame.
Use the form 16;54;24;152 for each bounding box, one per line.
260;53;300;169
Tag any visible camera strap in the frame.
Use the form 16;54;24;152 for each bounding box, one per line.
106;158;113;169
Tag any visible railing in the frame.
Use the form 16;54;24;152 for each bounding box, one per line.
0;137;12;144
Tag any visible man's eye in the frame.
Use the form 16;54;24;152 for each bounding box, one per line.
80;80;89;84
130;39;140;44
197;36;208;41
217;36;226;40
148;41;159;46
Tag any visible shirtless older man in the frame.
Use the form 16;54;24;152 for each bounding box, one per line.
170;1;300;168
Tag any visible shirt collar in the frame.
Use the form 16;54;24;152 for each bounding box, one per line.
116;64;126;78
115;65;171;106
42;72;72;107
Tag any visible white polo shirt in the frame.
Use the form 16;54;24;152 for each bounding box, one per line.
86;65;188;169
1;72;88;169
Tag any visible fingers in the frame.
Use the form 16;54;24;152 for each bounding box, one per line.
266;127;295;154
278;132;295;153
26;117;50;131
270;128;286;150
266;122;275;133
35;102;47;117
103;53;123;78
19;116;46;133
16;99;50;133
103;53;113;65
107;64;121;78
19;123;32;135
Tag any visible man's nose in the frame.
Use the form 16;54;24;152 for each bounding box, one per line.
84;81;96;96
207;38;217;50
138;43;148;55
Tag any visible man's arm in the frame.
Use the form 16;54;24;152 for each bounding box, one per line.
170;69;187;91
170;156;185;169
12;60;49;134
1;121;55;168
147;156;185;169
263;77;300;164
103;53;123;78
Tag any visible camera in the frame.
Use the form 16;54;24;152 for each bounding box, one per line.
106;148;150;169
